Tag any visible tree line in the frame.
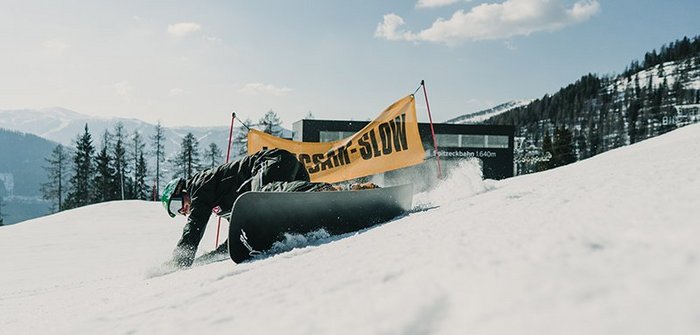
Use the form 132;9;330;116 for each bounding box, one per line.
41;122;225;213
41;110;286;213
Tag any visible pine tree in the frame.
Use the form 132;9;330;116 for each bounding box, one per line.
172;133;201;179
93;130;116;203
135;151;149;200
672;75;684;103
111;123;129;200
150;122;166;198
233;118;253;158
131;131;149;200
575;132;588;160
93;145;115;202
41;144;71;212
204;142;223;169
627;100;641;144
588;126;600;156
551;127;576;168
65;124;95;209
536;131;553;171
259;110;283;136
658;78;676;134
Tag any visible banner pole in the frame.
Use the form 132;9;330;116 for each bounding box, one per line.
421;80;442;179
215;112;236;247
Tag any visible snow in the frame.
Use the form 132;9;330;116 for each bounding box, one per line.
614;57;700;93
445;100;532;124
2;124;700;334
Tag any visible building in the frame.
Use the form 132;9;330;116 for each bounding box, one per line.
672;104;700;127
293;119;515;184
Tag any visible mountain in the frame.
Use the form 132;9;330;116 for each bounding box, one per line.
486;35;700;167
0;129;56;224
0;110;239;224
0;108;238;159
1;123;698;334
0;108;296;224
0;107;296;164
445;99;532;124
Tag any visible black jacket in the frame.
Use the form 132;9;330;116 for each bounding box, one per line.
173;148;315;266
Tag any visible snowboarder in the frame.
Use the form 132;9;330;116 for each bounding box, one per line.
161;148;340;267
162;148;380;267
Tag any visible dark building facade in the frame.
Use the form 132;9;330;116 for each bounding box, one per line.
293;119;515;181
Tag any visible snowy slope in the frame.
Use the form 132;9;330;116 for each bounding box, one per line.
445;100;532;124
613;57;700;93
2;124;700;334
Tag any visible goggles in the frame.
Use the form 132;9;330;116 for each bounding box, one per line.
168;196;184;217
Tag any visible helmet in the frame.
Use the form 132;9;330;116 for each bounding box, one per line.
161;178;186;218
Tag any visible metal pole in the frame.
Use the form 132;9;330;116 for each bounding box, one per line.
215;112;236;247
421;80;442;178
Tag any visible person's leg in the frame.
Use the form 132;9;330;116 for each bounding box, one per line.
252;150;310;190
193;239;229;264
260;180;336;192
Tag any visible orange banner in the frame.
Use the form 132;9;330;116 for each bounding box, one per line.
247;95;424;183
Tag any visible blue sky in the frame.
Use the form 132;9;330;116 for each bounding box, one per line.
1;0;698;128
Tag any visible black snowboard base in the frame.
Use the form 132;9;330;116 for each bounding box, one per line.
227;183;413;263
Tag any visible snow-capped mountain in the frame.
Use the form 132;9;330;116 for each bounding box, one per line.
484;39;700;163
0;107;86;139
445;99;533;124
0;108;295;157
0;108;239;157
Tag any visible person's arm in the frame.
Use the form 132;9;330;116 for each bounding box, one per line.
172;175;218;267
172;204;211;267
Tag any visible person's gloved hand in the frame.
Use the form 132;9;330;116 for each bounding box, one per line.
349;182;379;190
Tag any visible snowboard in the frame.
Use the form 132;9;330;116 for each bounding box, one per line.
227;183;413;263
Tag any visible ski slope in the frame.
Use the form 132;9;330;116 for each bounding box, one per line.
2;124;700;335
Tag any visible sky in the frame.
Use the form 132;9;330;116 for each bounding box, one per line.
1;0;698;128
2;123;699;334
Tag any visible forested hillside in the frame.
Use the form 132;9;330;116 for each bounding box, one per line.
0;129;56;224
487;36;700;173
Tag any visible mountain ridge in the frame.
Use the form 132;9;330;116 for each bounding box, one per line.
0;107;235;158
445;99;533;124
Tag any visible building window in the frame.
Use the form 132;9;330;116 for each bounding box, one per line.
319;131;355;142
436;134;460;147
461;135;485;148
436;134;509;148
485;135;509;148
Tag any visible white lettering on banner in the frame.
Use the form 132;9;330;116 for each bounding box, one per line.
433;150;497;158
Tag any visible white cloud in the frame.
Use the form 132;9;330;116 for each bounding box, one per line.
114;81;133;102
239;83;292;96
42;38;69;56
416;0;462;9
377;0;601;44
169;88;183;96
568;0;600;21
167;22;202;37
374;14;417;41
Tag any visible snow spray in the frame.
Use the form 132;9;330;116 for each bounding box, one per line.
413;159;494;209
